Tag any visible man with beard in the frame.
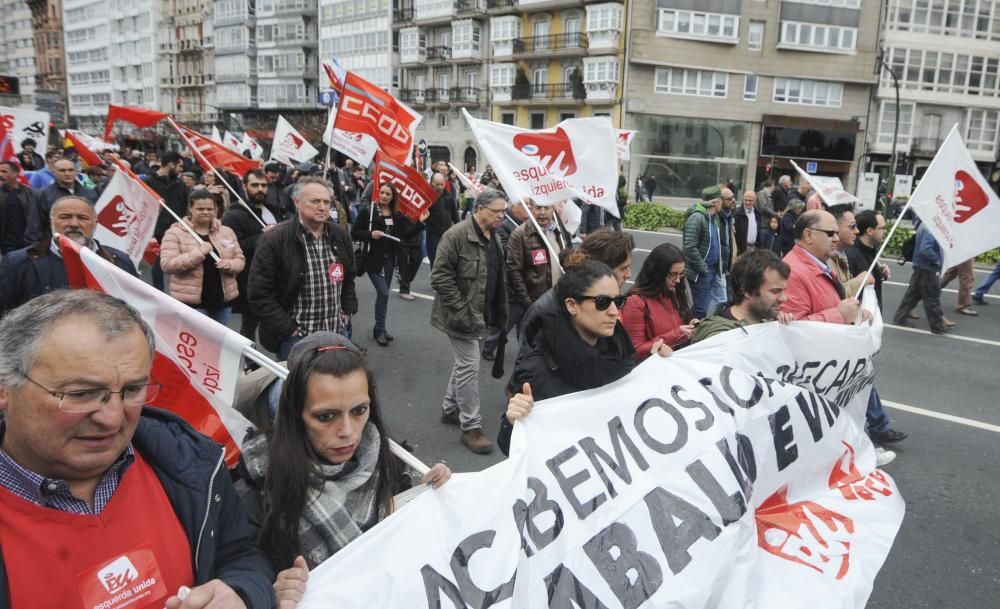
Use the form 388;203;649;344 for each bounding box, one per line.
146;151;190;291
223;169;283;342
0;196;136;315
691;249;793;342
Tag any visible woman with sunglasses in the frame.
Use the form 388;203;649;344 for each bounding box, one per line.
235;332;450;605
352;182;430;346
497;253;672;455
621;243;697;362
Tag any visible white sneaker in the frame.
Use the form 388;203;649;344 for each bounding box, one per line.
875;446;896;467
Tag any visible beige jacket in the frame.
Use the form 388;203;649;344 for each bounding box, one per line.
160;218;245;305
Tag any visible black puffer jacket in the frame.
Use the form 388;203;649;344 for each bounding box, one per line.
247;218;357;352
222;203;285;314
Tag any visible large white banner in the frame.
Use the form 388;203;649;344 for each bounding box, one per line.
464;109;620;217
300;300;904;609
908;124;1000;269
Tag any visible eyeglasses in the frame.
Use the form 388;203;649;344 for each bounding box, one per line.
21;374;161;414
575;294;627;311
667;271;686;280
808;227;838;238
843;223;857;230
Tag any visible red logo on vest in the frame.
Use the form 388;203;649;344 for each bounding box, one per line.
97;195;136;238
98;556;138;594
531;248;548;266
328;262;345;283
79;547;170;609
954;170;989;223
513;127;578;177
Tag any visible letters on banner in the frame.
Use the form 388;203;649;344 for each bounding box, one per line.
93;162;160;268
323;105;372;167
0;106;50;157
59;236;254;466
372;154;438;223
906;123;1000;269
463;109;621;218
299;290;903;609
333;72;421;166
791;160;859;208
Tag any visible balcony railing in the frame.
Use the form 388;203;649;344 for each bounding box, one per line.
394;6;414;22
512;32;587;54
512;82;582;100
427;46;452;60
398;88;426;104
451;87;480;103
456;0;487;13
487;0;517;8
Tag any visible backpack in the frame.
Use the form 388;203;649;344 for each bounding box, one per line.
899;234;916;264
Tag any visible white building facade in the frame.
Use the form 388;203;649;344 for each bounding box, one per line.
319;0;393;91
214;0;258;112
256;0;320;110
0;0;38;107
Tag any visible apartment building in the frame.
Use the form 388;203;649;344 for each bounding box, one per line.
871;0;1000;182
25;0;68;122
624;0;879;199
320;0;392;91
256;0;320;112
395;0;491;168
214;0;258;114
1;0;38;108
159;0;218;130
488;0;627;133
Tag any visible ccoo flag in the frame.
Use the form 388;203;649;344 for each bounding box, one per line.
371;153;438;223
463;109;620;217
333;72;421;166
59;235;255;466
270;115;320;166
176;124;260;178
907;124;1000;269
93;160;161;268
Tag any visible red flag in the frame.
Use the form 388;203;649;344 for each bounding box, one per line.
64;129;106;167
372;154;438;223
176;123;260;178
334;72;421;165
103;105;169;142
59;235;254;466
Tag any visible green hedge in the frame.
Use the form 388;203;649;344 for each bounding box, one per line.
624;206;1000;264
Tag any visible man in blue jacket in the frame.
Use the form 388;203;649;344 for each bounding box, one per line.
683;185;726;319
893;223;950;334
0;289;275;609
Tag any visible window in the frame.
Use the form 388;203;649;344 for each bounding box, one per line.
532;68;547;95
658;9;739;42
890;0;1000;41
792;0;860;7
773;78;843;107
966;108;1000;154
883;47;1000;98
654;67;728;98
560;112;576;122
584;57;618;83
586;3;623;32
748;21;764;50
780;21;857;52
744;74;757;100
438;112;450;129
530;112;545;129
501;112;515;125
490;63;515;86
490;16;520;41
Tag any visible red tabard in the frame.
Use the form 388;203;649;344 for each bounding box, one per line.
0;452;194;609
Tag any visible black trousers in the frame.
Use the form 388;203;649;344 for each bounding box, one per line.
397;243;422;293
893;267;944;331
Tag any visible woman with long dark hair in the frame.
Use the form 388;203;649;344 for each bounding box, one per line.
352;182;429;346
236;332;450;604
620;243;697;361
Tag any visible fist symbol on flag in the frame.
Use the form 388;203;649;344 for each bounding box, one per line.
98;195;136;237
283;133;304;148
953;170;989;224
513;127;578;177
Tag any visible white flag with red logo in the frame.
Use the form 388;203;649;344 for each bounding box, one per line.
93;161;161;267
333;72;421;166
616;129;637;161
242;132;264;160
223;130;242;153
371;154;438;222
907;124;1000;269
270;115;320;167
448;162;484;197
463;109;620;217
59;235;254;466
790;160;859;208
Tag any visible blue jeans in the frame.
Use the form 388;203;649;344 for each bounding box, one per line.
196;306;232;327
689;269;716;319
427;232;442;267
368;253;396;334
277;334;303;361
974;260;1000;299
708;272;728;316
866;385;890;434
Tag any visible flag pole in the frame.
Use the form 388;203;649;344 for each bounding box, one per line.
323;106;334;183
515;198;565;275
166;117;268;229
240;344;432;476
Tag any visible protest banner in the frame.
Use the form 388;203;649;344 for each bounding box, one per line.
93;161;161;267
0;106;50;157
905;124;1000;270
300;296;902;609
791;160;859;208
464;109;620;218
270;115;320;166
372;154;438;222
60;235;254;466
333;72;421;166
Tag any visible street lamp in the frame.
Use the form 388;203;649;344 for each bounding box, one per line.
876;49;901;200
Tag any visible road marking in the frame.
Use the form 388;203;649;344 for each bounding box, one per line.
625;228;675;237
392;288;434;301
885;323;1000;347
883;400;1000;434
884;280;999;301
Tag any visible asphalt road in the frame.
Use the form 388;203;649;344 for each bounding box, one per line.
231;227;999;607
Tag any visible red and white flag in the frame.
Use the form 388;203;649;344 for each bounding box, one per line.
104;104;169;142
448;162;484;197
322;57;346;94
323;106;371;167
59;235;254;466
791;160;859;208
463;108;620;217
223;130;242;153
270;115;319;166
0;106;50;157
175;123;260;178
616;129;637;161
210;125;223;144
371;154;438;223
93;161;161;267
242;132;264;160
333;72;421;166
907;124;1000;269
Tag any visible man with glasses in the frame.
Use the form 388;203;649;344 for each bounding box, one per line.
734;190;763;256
0;290;274;608
683;185;725;319
248;176;358;360
430;189;509;454
781;209;866;324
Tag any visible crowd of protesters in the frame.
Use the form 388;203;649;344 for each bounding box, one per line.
5;132;997;608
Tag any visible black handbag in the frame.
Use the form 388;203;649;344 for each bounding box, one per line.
353;202;376;276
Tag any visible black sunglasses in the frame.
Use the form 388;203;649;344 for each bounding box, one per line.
808;227;838;238
576;294;627;311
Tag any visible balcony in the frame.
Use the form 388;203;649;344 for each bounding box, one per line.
912;137;941;155
451;86;481;104
456;0;487;15
394;6;414;23
453;41;484;61
512;32;587;56
398;88;426;105
498;82;584;104
427;46;451;61
487;0;517;12
178;38;204;52
400;46;427;64
424;87;451;102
